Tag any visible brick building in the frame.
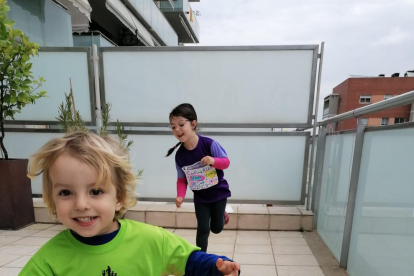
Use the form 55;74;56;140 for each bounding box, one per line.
323;76;414;131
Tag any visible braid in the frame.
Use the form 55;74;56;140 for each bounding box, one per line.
165;142;182;157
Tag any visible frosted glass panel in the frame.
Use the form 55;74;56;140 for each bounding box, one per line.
127;133;307;201
347;127;414;276
100;36;115;48
8;0;73;47
128;0;178;45
4;132;307;202
317;133;355;261
3;132;65;194
102;48;316;125
13;51;93;123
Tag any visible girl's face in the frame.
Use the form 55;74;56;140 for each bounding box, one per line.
169;116;197;143
50;152;123;237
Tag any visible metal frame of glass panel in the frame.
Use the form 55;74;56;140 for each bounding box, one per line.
5;47;96;126
8;129;310;205
312;89;414;269
121;130;311;205
98;45;320;129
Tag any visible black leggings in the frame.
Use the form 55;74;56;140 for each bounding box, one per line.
194;198;227;252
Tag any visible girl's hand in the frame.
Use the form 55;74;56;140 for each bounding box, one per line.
216;258;240;275
175;197;183;208
201;156;215;166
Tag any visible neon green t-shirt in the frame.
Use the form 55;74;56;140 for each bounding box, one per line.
19;219;200;276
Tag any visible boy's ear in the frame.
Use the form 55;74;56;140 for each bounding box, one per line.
115;200;123;211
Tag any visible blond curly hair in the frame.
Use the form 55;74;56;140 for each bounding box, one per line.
28;131;137;220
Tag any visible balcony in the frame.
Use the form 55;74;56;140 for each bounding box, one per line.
160;0;200;43
312;90;414;275
3;44;414;276
123;0;179;46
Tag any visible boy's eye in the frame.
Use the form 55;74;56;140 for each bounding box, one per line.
58;190;72;196
90;189;103;196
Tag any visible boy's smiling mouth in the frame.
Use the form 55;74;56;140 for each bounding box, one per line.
74;217;97;226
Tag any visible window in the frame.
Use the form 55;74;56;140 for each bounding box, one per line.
361;118;368;126
359;95;371;104
384;95;392;100
395;118;405;124
381;118;389;126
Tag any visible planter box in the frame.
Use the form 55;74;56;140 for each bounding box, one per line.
0;159;35;230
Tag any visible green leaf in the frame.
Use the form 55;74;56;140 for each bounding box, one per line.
17;92;26;102
4;19;14;28
3;94;11;103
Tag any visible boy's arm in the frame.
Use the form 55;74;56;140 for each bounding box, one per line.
19;258;50;276
160;228;200;275
185;251;240;276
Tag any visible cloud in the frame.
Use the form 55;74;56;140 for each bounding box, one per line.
375;27;410;45
190;0;414;119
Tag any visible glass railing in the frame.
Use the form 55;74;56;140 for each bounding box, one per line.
13;48;94;124
160;0;200;41
316;132;355;261
347;127;414;276
8;0;73;46
181;0;200;41
313;89;414;276
127;0;178;46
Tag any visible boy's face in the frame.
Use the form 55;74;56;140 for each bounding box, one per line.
50;152;123;237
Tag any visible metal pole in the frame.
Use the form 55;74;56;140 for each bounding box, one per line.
92;44;102;134
306;42;325;210
311;126;327;227
339;118;365;268
320;89;414;125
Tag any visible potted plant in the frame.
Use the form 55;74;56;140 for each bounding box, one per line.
0;0;47;230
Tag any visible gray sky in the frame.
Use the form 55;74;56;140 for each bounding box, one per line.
190;0;414;120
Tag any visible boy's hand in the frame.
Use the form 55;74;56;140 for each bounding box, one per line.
201;156;215;166
175;197;183;208
216;258;240;275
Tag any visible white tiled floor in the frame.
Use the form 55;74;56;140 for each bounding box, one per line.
0;224;326;276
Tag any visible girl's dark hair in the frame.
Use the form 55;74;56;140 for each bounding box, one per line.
166;103;197;157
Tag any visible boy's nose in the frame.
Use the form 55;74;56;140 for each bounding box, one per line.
74;195;91;211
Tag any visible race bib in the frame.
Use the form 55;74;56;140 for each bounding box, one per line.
182;161;219;191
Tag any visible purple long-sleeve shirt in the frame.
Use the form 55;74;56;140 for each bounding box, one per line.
175;135;231;204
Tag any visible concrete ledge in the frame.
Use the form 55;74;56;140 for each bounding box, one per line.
32;199;315;231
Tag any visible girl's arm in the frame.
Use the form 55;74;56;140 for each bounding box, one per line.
208;140;231;170
177;177;187;199
212;157;230;170
176;163;187;199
